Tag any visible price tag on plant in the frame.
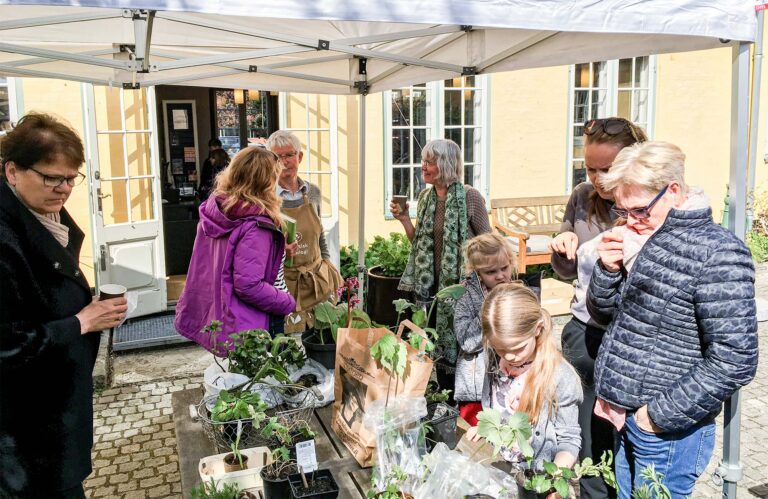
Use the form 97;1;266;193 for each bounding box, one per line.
296;439;318;473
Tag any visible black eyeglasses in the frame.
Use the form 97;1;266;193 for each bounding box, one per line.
611;185;669;220
584;118;640;143
28;167;86;188
275;151;298;161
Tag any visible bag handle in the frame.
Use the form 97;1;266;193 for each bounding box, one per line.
396;319;429;349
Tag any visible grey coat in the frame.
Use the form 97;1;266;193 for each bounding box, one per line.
587;206;758;433
454;272;487;401
481;361;583;468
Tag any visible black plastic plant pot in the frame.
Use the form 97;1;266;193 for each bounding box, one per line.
260;467;294;499
424;402;460;451
366;266;411;327
301;329;336;370
288;469;340;499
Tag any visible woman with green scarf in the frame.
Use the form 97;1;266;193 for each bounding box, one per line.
390;138;491;403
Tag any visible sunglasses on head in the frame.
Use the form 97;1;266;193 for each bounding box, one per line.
611;185;669;220
584;118;640;142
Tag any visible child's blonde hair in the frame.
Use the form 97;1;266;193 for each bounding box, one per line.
481;283;566;424
464;233;518;277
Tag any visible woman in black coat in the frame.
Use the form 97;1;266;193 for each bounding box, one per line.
0;114;128;498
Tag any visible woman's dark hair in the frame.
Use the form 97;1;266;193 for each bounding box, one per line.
584;117;648;226
210;148;230;168
208;137;223;148
0;113;85;172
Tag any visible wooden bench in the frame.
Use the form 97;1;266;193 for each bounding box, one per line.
490;195;570;274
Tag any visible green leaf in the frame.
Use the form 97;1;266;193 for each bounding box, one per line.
554;478;570;498
394;342;407;378
314;301;337;326
543;461;558;476
435;283;467;300
516;432;535;459
392;298;411;314
411;309;427;327
561;468;575;480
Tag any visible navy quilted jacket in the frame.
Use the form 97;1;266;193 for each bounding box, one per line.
587;206;758;433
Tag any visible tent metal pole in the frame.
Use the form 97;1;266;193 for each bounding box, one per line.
0;42;133;71
718;39;752;499
151;46;312;71
748;10;764;208
0;11;121;31
357;92;367;303
0;63;113;86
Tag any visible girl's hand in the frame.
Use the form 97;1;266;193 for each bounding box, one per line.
545;492;562;499
596;230;624;272
549;232;579;260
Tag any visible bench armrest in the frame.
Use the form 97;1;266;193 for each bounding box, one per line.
494;224;530;240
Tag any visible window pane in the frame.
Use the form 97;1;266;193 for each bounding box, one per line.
98;134;126;179
592;61;607;87
126;133;151;177
0;84;10;123
464;128;480;164
412;88;427;126
464;164;475;186
413;128;427;163
635;57;649;87
591;89;607;118
444;127;461;146
464;89;477;126
392;129;411;165
633;90;649;123
618;59;632;88
391;89;410;126
572;160;586;187
444;90;461;126
101;179;129;225
574;63;590;88
129;178;154;222
617;90;631;120
392;167;410;197
444;77;461;88
413;167;426;196
573;90;588;124
573;135;584;159
246;90;269;139
95;86;124;131
464;75;475;87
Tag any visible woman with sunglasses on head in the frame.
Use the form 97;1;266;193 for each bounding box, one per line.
0;114;128;497
587;142;757;497
390;138;492;404
548;117;646;499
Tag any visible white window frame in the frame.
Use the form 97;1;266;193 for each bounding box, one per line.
384;75;490;218
565;56;657;192
0;77;20;133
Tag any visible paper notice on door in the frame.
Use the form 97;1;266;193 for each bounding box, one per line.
184;147;196;162
295;439;318;473
172;109;188;130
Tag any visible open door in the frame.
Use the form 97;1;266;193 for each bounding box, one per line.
84;85;167;318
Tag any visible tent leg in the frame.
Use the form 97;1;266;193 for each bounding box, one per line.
748;10;764;216
357;93;367;302
718;40;752;499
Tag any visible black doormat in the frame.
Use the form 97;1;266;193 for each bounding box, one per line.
113;312;190;352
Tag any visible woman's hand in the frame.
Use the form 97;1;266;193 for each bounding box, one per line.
76;297;128;334
549;232;579;260
285;241;299;258
389;200;410;221
596;231;624;272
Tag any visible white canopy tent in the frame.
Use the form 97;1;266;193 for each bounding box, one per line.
0;2;761;496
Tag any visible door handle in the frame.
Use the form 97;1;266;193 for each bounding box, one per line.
96;188;110;212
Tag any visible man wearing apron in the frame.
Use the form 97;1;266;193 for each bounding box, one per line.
268;131;342;334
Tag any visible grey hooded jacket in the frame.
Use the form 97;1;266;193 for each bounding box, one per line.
587;205;758;433
454;272;487;402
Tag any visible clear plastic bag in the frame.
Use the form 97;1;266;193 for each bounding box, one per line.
286;359;335;407
363;396;428;494
414;442;519;499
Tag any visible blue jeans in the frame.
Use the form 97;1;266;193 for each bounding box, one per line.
616;414;716;498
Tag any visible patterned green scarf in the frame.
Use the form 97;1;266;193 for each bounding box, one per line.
399;182;468;364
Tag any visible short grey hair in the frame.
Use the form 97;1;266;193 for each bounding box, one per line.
267;130;302;153
601;141;687;195
422;139;463;186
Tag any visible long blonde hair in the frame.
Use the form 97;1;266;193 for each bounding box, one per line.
464;233;518;278
481;283;567;424
212;147;282;226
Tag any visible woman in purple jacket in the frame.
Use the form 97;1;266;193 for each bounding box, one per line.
175;147;296;350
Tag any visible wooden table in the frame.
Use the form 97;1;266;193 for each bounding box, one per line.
172;388;372;498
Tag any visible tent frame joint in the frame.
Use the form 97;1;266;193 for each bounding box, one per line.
354;80;369;95
249;65;258;72
461;25;473;32
318;39;330;50
122;82;140;90
462;66;477;75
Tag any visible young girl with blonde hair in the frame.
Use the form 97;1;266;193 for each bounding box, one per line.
175;147;296;349
468;283;582;496
454;233;517;424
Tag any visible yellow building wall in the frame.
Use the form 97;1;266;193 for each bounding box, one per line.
19;79;96;287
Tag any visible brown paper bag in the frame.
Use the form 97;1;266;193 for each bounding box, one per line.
331;321;433;467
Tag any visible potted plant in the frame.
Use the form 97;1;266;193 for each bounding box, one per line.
259;446;298;499
288;468;340;499
366;465;413;499
190;477;258;499
198;444;273;496
422;398;459;452
223;430;249;473
302;277;372;369
365;233;412;327
209;389;269;447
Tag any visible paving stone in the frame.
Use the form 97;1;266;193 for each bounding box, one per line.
92;485;117;496
108;473;129;485
139;476;164;489
117;481;140;493
132;468;154;480
122;489;147;499
147;484;171;498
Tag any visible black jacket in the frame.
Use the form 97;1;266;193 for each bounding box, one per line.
0;181;99;494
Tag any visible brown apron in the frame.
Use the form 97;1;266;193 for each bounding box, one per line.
283;194;342;333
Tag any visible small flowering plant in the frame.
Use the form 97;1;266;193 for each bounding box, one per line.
313;277;372;344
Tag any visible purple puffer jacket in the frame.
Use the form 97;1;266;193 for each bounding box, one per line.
174;196;296;351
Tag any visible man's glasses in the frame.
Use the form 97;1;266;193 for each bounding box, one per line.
584;118;640;143
276;151;298;161
28;167;86;188
611;185;669;220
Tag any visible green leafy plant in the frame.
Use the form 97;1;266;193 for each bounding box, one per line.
340;244;376;279
190;477;245;499
259;417;315;481
370;333;408;407
475;408;534;459
424;381;451;404
368;233;412;277
366;464;410;499
746;230;768;262
210;389;268;424
313;277;372;344
631;464;671;499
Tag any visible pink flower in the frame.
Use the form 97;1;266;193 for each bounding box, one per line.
336;286;345;298
349;295;361;307
346;277;360;290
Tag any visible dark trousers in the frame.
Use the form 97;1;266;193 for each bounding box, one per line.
561;317;617;499
269;315;285;337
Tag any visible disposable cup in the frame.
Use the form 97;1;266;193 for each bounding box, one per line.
99;284;126;301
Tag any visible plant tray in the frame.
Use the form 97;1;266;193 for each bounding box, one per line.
198;446;272;492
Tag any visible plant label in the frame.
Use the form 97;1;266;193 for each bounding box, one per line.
296;439;318;473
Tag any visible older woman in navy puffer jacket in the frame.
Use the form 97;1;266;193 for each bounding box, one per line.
586;141;758;499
